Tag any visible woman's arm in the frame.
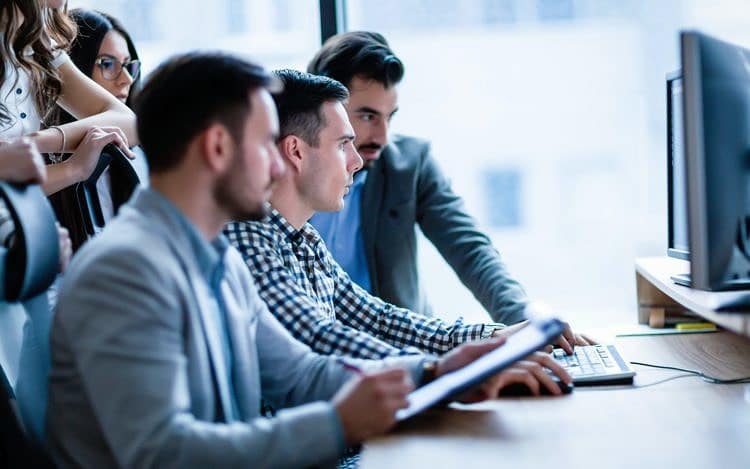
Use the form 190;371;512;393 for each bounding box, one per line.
41;126;129;195
30;60;137;153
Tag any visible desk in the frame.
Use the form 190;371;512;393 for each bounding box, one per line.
636;257;750;336
360;331;750;468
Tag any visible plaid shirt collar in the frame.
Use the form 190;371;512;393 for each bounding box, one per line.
266;208;322;248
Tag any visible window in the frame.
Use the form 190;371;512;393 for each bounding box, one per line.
346;0;750;326
68;0;321;76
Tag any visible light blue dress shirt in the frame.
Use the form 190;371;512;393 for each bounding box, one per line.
171;201;241;422
309;170;372;293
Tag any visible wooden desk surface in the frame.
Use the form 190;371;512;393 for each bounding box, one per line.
360;332;750;468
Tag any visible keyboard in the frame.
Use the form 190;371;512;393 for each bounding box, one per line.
552;344;635;385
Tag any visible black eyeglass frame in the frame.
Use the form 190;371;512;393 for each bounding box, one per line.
94;54;141;81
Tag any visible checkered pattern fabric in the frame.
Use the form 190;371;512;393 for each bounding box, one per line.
225;209;492;359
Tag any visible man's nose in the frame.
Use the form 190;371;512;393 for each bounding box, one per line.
348;144;364;173
372;119;389;145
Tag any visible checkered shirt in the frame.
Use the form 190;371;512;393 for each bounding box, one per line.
224;209;492;359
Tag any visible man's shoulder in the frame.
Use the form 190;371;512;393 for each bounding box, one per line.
65;215;177;286
224;220;294;275
389;134;431;158
225;219;281;252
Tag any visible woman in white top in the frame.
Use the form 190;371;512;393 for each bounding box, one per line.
0;0;137;195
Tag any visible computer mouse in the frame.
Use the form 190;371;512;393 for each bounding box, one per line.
498;377;574;397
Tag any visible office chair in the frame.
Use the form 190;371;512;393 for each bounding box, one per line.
0;182;60;468
75;143;141;237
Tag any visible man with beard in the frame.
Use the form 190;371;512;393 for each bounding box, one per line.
307;32;593;346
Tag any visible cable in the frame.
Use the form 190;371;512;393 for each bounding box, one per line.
630;361;750;384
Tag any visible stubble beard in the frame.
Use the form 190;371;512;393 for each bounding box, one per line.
214;149;271;222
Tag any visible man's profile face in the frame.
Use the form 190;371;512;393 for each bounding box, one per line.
345;75;399;167
215;88;283;220
299;100;362;212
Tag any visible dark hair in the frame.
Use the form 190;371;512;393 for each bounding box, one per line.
271;69;349;147
0;0;77;128
135;52;277;173
68;9;141;109
307;31;404;89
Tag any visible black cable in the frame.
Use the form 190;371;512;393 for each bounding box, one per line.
630;361;750;384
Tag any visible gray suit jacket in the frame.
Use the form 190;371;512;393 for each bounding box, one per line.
361;134;528;324
47;189;423;468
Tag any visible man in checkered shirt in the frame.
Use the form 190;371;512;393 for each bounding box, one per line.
225;70;577;365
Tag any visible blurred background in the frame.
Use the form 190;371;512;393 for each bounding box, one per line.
68;0;750;328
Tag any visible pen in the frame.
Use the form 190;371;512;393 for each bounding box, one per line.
337;358;364;375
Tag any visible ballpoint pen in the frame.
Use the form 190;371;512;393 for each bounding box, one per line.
336;358;364;375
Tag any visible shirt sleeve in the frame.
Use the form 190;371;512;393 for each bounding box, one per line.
51;50;70;69
326;246;491;355
228;224;422;359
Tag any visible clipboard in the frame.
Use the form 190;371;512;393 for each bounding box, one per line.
396;317;565;421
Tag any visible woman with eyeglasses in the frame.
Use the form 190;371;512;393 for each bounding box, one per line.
0;0;137;196
46;8;149;251
0;1;133;448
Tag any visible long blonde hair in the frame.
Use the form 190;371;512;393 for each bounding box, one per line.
0;0;77;127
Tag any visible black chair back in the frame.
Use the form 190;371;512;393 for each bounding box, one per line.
75;143;140;236
0;183;59;302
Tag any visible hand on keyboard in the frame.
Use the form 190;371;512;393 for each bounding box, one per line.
548;321;598;355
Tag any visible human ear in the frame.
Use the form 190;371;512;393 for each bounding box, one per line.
201;123;234;173
278;135;306;173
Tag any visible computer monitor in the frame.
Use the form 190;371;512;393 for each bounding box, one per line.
680;30;750;291
667;70;690;261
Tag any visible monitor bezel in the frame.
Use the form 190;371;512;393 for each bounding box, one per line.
666;69;689;260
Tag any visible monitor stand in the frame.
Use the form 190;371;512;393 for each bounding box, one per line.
670;273;750;290
671;273;692;287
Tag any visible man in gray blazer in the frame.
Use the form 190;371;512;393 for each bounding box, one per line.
47;52;523;468
308;32;592;348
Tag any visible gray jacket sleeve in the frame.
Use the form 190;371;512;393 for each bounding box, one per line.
53;246;339;469
414;143;529;324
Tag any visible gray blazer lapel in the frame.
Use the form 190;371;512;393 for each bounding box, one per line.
361;156;387;296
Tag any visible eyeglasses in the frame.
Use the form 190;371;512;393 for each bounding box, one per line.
94;55;141;81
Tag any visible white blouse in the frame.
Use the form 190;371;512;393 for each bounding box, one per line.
0;47;69;139
0;48;69;247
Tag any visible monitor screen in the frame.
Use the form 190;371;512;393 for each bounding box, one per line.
681;30;750;291
667;71;690;260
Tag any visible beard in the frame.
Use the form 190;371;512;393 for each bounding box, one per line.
214;148;271;222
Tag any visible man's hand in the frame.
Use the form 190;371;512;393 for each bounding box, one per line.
521;303;597;354
435;337;573;402
549;320;597;355
0;138;47;184
333;368;414;446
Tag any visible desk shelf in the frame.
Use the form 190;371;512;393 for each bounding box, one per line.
635;256;750;338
